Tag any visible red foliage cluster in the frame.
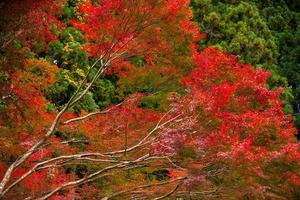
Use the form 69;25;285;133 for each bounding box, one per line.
0;59;58;177
70;0;202;74
153;47;300;195
0;0;65;52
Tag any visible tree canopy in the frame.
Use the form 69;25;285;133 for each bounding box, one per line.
0;0;299;199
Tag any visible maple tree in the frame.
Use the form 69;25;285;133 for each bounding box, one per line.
0;0;299;199
191;0;300;133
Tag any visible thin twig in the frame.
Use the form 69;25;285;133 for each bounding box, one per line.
153;184;180;200
105;113;181;155
63;102;123;125
103;176;187;200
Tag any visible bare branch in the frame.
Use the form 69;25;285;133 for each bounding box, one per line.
61;138;89;144
105;113;182;155
176;187;220;197
34;154;152;200
35;173;111;200
63;102;123;125
102;176;187;200
1;152;118;196
153;184;180;200
164;157;185;170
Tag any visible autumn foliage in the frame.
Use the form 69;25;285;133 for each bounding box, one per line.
0;0;299;199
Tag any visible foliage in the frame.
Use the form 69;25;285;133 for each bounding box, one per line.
0;0;299;199
190;0;300;118
177;47;300;198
